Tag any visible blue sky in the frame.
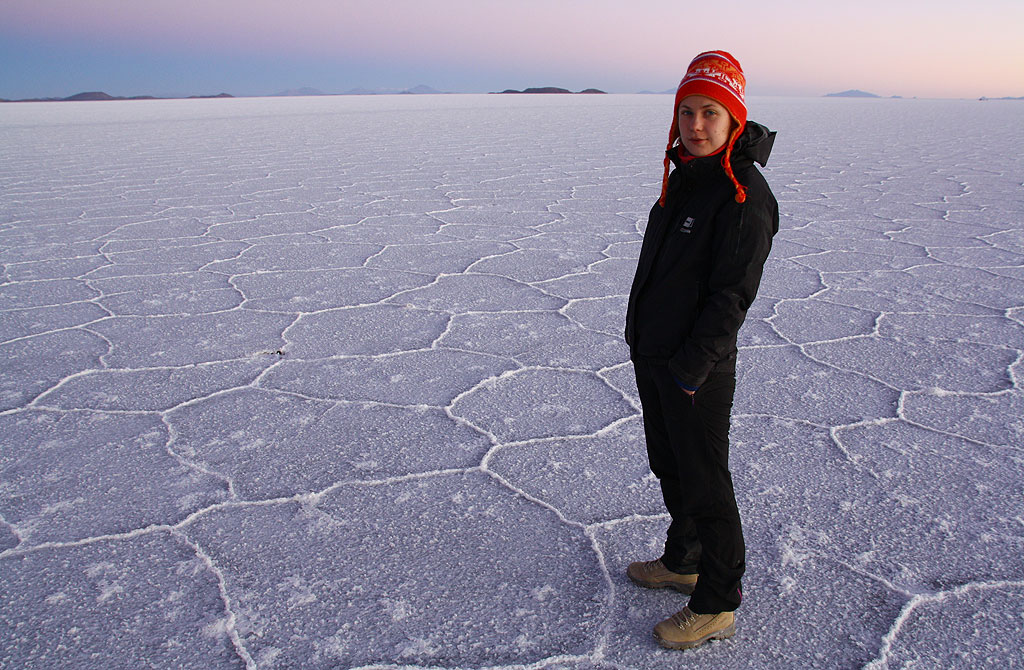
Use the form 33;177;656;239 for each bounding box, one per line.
2;0;1022;99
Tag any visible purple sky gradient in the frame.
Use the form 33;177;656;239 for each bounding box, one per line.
2;0;1022;99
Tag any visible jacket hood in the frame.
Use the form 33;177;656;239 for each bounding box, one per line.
734;121;776;168
668;120;776;171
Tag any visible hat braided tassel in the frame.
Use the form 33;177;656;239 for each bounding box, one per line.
721;125;747;204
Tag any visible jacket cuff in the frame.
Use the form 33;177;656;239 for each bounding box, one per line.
667;357;705;391
672;376;699;392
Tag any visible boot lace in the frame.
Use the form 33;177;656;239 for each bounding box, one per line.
670;607;699;630
641;559;663;575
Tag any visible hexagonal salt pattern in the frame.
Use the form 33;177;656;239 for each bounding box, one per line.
2;94;1021;668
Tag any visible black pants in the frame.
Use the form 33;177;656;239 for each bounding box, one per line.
634;357;745;613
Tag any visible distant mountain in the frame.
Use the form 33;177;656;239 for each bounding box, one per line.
273;87;327;97
979;96;1024;101
2;91;232;102
493;87;606;94
341;85;445;95
402;85;443;95
4;96;65;102
825;89;880;98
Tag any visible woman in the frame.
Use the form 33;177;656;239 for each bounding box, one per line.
624;50;778;650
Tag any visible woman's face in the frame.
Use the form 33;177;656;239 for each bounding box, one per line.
677;95;733;157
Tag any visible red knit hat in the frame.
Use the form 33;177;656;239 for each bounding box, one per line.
659;50;748;206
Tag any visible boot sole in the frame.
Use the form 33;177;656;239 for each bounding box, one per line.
627;573;696;595
654;621;735;650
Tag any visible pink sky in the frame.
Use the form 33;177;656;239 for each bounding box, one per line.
2;0;1022;98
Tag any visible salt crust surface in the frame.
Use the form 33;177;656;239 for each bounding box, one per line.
1;94;1022;669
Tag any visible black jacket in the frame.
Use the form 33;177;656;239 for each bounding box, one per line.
625;121;779;389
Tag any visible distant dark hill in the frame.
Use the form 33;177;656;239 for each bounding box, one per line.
494;87;607;94
64;91;118;101
3;91;232;102
64;91;161;101
825;89;880;98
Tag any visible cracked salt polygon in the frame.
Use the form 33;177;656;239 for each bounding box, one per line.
735;345;899;424
263;349;516;406
234;267;432;311
393;273;565;313
0;278;99;309
285;304;450;357
901;390;1024;449
804;335;1015;393
91;272;242;316
0;329;108;411
5;255;108;282
771;300;879;344
185;473;603;667
0;305;109;346
487;417;660;524
89;310;293;367
452;368;633;442
205;241;382;274
468;248;605;283
101;239;249;263
535;257;636;300
759;257;825;299
440;310;626;370
34;358;271;411
167;388;490;498
0;534;239;668
828;420;1024;586
369;240;517;274
561;295;628;336
0;410;229;544
885;586;1024;669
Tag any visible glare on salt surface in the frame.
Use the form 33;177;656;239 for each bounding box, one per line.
1;94;1022;669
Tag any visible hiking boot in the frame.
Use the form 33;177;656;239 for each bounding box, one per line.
653;606;735;650
626;559;698;594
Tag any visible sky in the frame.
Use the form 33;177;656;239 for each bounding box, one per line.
1;0;1023;100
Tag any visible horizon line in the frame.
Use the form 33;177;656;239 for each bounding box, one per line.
4;88;1021;104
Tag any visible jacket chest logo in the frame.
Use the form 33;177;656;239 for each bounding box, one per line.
680;216;696;234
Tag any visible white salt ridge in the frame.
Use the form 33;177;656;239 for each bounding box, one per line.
0;94;1022;668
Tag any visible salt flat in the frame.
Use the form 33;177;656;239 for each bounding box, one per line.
1;93;1022;669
